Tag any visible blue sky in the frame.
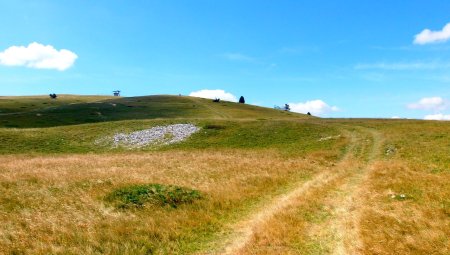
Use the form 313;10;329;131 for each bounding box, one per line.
1;0;450;119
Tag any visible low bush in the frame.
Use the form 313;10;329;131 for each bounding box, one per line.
204;124;226;130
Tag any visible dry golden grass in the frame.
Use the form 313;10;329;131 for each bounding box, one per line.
223;123;449;255
355;120;450;254
358;160;449;255
0;149;338;254
231;128;373;255
0;119;448;254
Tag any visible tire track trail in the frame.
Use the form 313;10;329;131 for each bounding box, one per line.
189;97;231;119
208;129;363;254
300;127;382;255
328;128;383;255
221;171;341;255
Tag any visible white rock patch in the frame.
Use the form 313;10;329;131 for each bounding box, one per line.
113;124;200;148
318;135;341;142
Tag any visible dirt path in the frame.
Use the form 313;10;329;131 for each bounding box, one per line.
297;127;382;255
329;129;383;255
206;127;381;255
221;170;342;255
189;97;231;119
205;129;361;254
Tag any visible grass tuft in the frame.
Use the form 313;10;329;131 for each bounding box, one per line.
105;184;202;209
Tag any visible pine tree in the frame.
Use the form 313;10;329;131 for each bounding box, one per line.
239;96;245;104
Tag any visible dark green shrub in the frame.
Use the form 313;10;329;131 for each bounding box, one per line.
204;124;226;130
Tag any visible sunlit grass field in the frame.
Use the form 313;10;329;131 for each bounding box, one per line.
0;95;448;254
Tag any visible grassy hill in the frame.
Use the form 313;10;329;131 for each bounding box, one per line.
0;94;448;254
0;94;114;114
0;94;309;128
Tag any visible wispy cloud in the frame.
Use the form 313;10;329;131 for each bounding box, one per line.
414;23;450;45
279;46;320;55
371;45;450;51
220;52;278;69
360;72;386;82
354;61;450;70
431;75;450;83
370;45;414;51
221;53;255;62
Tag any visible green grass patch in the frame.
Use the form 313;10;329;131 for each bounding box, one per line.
105;184;203;209
0;119;344;155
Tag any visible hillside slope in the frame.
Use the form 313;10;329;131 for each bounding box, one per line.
0;95;114;114
0;95;448;254
0;95;309;128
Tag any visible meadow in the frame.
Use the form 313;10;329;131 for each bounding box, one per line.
0;95;448;254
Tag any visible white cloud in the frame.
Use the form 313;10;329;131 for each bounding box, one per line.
222;53;255;62
414;23;450;45
189;89;237;102
289;100;339;116
0;42;77;71
424;113;450;121
391;116;401;119
407;97;448;111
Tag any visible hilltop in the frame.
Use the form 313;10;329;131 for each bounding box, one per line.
0;94;309;128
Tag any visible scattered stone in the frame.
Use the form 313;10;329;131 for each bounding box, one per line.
385;145;396;155
390;193;409;201
318;135;341;141
112;124;200;148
